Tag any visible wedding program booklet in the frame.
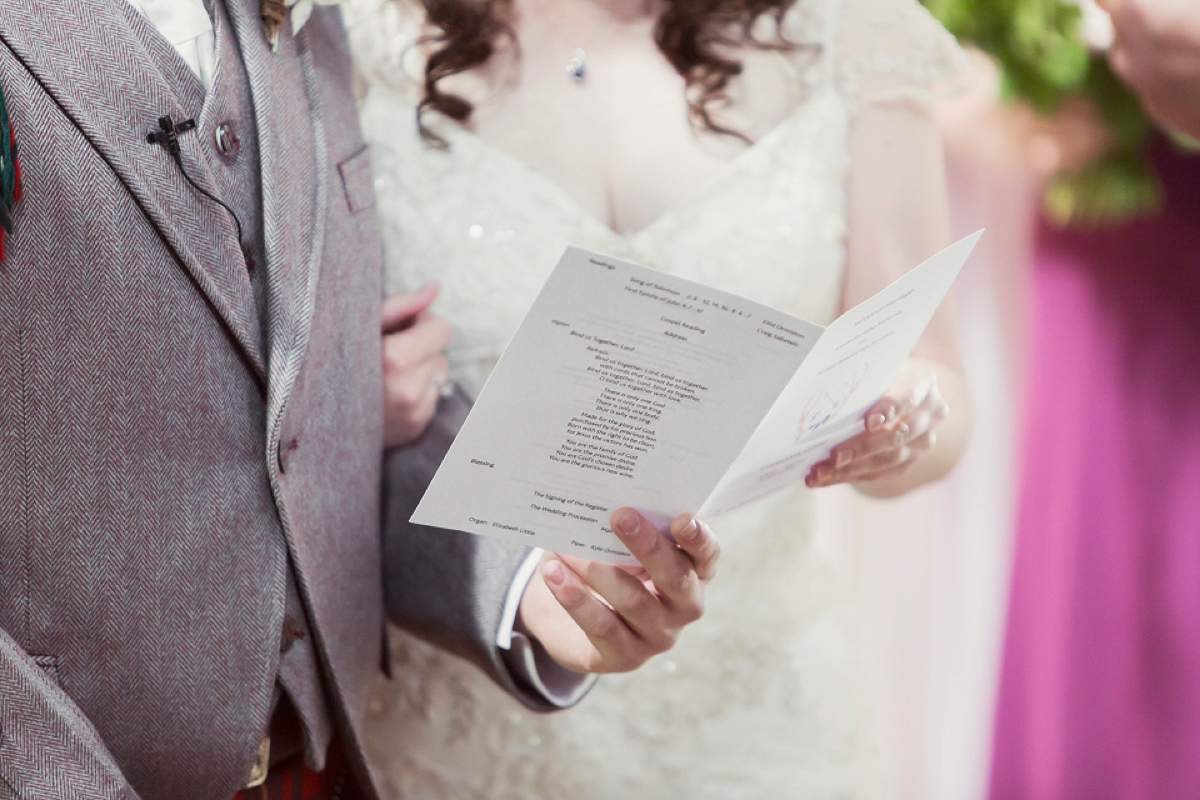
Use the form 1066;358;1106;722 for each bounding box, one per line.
412;232;983;565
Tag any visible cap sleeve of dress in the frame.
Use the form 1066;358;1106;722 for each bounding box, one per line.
830;0;975;114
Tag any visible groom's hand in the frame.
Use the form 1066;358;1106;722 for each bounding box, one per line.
515;509;720;674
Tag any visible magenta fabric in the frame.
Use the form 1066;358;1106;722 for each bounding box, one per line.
990;143;1200;800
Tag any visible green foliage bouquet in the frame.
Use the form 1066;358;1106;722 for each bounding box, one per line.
922;0;1186;226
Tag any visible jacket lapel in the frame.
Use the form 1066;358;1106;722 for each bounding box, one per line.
0;0;267;384
224;0;327;427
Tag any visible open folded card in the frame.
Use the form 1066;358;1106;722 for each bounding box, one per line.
412;231;983;565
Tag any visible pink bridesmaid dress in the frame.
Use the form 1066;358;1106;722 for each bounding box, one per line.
990;141;1200;799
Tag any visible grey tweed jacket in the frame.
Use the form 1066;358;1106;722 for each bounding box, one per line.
0;2;540;799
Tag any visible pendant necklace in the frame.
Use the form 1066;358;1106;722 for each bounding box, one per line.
566;46;588;83
541;0;595;85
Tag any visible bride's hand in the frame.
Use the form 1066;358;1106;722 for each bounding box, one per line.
805;359;950;489
516;510;720;674
381;283;453;449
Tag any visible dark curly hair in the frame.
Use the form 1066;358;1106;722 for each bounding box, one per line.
416;0;802;146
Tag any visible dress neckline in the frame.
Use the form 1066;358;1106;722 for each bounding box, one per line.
430;93;821;240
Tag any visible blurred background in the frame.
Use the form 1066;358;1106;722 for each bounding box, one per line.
844;1;1200;797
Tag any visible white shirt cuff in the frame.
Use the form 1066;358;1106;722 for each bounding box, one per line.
495;548;543;650
495;548;598;708
504;631;598;708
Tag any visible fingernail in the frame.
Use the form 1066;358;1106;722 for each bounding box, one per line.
867;413;886;431
886;406;897;422
544;561;566;586
835;450;853;468
897;422;911;437
677;518;700;542
615;509;641;536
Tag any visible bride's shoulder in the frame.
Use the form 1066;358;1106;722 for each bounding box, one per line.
784;0;974;112
342;0;430;99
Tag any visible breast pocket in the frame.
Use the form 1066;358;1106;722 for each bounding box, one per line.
338;146;377;215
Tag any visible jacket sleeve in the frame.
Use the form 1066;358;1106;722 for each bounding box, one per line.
0;628;138;799
379;389;590;713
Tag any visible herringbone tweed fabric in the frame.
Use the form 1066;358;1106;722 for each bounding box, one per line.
0;2;535;799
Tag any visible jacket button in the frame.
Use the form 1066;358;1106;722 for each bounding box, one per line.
215;122;241;156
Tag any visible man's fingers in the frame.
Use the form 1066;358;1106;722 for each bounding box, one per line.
611;509;703;622
669;515;720;583
382;314;454;374
541;559;644;671
559;555;673;649
381;283;439;332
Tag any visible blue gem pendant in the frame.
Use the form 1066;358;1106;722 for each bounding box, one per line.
566;47;587;83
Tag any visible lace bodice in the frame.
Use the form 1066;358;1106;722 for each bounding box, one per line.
345;0;968;796
348;0;966;398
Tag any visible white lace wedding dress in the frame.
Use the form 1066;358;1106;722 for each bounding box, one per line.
345;1;967;796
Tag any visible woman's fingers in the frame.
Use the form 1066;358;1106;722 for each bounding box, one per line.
864;371;937;430
909;429;937;453
826;405;931;469
810;383;947;487
826;431;937;485
830;425;909;468
383;354;448;448
889;373;937;421
382;313;454;375
381;308;454;447
385;354;447;408
839;445;917;481
843;454;922;484
381;283;439;333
